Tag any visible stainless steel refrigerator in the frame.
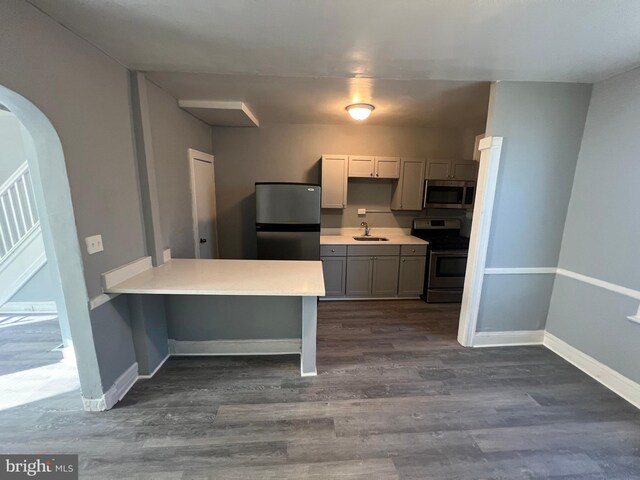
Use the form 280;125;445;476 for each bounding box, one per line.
255;182;321;260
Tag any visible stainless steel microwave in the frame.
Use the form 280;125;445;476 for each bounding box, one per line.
423;180;475;210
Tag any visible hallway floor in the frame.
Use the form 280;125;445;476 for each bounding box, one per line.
0;301;638;479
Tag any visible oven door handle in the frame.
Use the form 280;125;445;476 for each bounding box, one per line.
430;250;469;256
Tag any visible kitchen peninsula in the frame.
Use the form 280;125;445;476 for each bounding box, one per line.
103;257;325;377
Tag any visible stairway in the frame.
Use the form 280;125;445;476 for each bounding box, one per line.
0;162;47;307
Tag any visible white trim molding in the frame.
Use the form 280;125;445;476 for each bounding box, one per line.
137;353;170;379
458;136;503;347
82;362;139;412
556;268;640;300
484;267;557;275
473;330;545;347
0;301;57;313
169;339;302;356
101;256;152;290
544;332;640;410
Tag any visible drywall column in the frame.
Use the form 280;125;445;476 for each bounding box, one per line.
475;82;591;334
128;294;168;376
129;71;164;267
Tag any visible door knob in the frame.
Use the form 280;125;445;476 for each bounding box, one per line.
199;238;207;243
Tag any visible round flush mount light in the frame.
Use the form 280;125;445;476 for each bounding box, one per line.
346;103;375;121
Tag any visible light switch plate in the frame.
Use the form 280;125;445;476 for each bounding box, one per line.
357;208;366;215
85;234;104;254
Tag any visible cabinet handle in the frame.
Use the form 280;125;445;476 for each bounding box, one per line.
370;172;373;176
374;256;377;260
331;249;335;252
376;172;379;177
402;258;406;262
411;249;415;253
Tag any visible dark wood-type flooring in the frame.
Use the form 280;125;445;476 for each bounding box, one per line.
0;301;638;479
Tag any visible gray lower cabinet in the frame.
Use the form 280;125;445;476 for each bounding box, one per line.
372;256;400;296
321;256;347;297
398;255;426;297
346;256;373;297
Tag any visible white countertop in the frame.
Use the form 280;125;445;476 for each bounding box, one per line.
104;259;325;297
320;228;428;246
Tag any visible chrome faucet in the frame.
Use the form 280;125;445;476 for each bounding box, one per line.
360;221;371;236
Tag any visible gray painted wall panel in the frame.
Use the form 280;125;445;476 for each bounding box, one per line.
89;295;137;389
476;274;555;332
8;262;56;303
547;275;640;384
557;68;640;291
211;124;465;259
484;82;591;269
146;80;212;259
166;295;302;340
128;294;168;375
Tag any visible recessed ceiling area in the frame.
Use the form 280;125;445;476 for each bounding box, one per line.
28;0;640;83
150;73;490;128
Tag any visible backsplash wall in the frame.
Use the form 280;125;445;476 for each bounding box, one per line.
212;123;473;258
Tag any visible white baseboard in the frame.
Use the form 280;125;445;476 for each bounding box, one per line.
169;338;302;355
301;368;317;377
0;301;57;313
137;353;170;379
82;362;139;412
102;256;152;290
543;332;640;410
472;330;545;347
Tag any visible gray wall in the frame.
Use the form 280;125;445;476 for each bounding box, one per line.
211;124;465;258
0;109;25;184
477;81;591;332
8;262;57;303
546;67;640;383
146;80;212;259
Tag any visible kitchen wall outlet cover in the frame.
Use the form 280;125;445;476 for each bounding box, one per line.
85;234;104;254
357;208;366;215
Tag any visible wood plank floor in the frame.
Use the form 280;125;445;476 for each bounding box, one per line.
0;300;638;479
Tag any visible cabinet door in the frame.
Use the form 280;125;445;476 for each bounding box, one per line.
374;157;401;179
321;155;348;208
398;256;426;297
391;158;425;211
425;160;451;180
321;256;346;297
451;161;478;181
346;256;373;297
371;256;400;297
348;156;375;178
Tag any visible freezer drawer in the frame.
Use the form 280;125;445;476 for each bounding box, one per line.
257;231;320;260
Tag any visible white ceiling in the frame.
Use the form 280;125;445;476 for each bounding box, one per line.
28;0;640;127
149;73;489;128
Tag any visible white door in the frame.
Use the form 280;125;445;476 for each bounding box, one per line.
189;149;218;258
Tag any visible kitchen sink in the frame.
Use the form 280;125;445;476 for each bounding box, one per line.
353;236;389;241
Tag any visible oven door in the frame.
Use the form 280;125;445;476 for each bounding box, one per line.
423;182;465;209
428;250;468;289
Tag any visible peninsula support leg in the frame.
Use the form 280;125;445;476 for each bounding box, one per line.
300;296;317;376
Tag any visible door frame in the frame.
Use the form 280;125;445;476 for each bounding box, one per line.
188;149;219;259
457;136;503;346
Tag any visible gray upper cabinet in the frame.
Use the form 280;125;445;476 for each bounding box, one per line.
345;256;373;297
372;256;400;297
321;256;347;297
348;156;400;179
426;159;478;181
321;155;348;208
391;158;426;211
398;256;426;297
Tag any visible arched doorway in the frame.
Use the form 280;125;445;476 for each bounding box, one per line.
0;85;105;408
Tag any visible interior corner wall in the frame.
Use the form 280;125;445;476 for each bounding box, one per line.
477;81;591;332
211;124;465;259
0;1;145;397
546;67;640;384
145;79;213;259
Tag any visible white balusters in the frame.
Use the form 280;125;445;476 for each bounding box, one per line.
0;162;39;263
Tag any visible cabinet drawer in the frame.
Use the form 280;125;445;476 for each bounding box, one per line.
400;244;427;256
321;245;347;256
347;245;401;256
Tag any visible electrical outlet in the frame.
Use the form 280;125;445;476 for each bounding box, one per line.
85;234;104;254
357;208;366;215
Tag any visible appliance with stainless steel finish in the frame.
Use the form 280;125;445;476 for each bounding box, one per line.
411;218;469;303
423;180;475;210
256;182;321;260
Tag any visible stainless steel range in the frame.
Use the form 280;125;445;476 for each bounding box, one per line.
411;218;469;303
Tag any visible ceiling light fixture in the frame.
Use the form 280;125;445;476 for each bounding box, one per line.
346;103;375;121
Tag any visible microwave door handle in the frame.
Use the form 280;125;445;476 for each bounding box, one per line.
423;180;428;209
